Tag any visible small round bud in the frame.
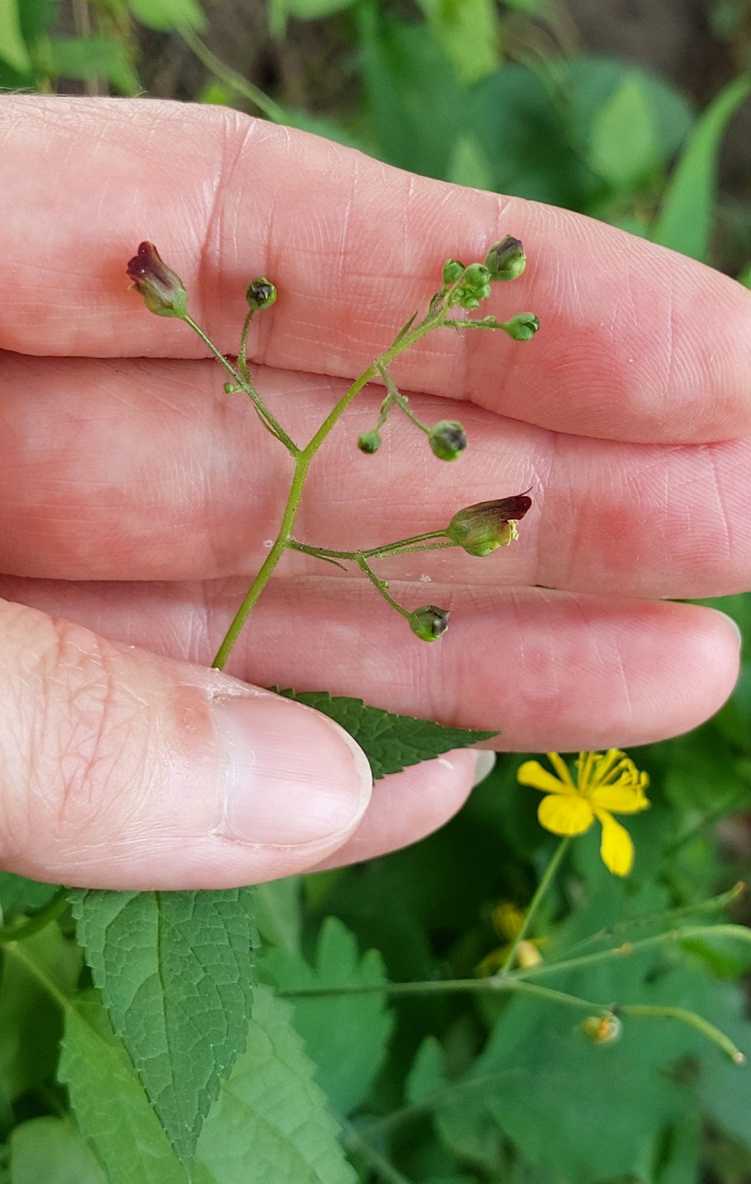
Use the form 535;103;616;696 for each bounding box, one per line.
429;420;467;461
581;1014;622;1046
358;430;382;455
126;242;187;318
223;381;236;394
449;262;492;310
246;277;278;311
447;495;532;556
504;312;539;341
442;259;465;285
409;605;450;642
484;236;526;281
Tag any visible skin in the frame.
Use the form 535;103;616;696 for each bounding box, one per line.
0;96;748;889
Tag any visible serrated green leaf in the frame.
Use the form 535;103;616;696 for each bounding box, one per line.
590;73;659;190
60;988;355;1184
9;1117;105;1184
70;888;257;1164
128;0;205;31
196;987;356;1183
264;917;393;1113
276;690;495;779
652;74;751;259
60;997;189;1184
0;0;30;73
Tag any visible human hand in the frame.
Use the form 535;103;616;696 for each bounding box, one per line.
0;97;748;889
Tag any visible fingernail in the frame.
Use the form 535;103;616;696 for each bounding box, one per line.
213;694;372;845
473;750;496;787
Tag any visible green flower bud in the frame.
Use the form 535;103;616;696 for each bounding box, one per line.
447;494;532;556
484;236;526;281
442;259;465;285
246;276;278;311
429;420;467;461
450;262;492;310
358;430;382;454
409;605;450;642
504;312;539;341
126;242;187;318
581;1014;622;1046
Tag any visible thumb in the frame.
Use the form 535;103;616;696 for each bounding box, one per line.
0;600;372;889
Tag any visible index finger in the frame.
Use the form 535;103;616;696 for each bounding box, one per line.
3;96;750;444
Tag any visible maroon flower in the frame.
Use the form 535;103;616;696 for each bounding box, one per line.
126;242;187;318
447;494;532;556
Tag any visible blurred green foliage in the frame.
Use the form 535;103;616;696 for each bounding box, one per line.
1;2;751;1181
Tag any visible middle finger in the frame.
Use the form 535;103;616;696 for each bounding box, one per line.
1;352;748;598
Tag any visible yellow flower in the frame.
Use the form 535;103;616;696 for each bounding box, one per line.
517;751;650;877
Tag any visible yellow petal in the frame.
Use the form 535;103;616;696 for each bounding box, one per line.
518;760;572;795
538;794;594;836
547;752;575;787
596;810;634;876
591;782;650;814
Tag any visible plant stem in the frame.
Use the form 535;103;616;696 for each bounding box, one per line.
209;305;447;668
183;313;299;455
212;454;311;668
376;363;430;435
499;837;571;973
355;556;411;620
343;1122;415;1184
181;29;288;124
288;530;451;564
0;887;68;945
617;1004;745;1064
558;881;747;959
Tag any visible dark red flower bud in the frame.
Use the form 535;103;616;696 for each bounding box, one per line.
447;494;532;556
126;242;187;318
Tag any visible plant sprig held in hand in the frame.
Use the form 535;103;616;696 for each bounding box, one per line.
126;237;539;668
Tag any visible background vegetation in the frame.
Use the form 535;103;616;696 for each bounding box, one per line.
2;2;751;1182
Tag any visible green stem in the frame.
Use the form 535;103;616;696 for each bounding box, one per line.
237;308;254;378
617;1004;745;1064
517;922;751;983
210;306;446;668
183;313;299;455
355;556;411;620
559;881;746;959
181;29;288;123
288;530;451;564
376;363;430;435
343;1122;414;1184
499;837;571;974
212;454;311;668
0;887;68;945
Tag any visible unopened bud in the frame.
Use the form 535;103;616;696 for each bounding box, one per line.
485;236;526;281
246;277;278;311
429;420;467;461
442;259;465;285
358;430;382;455
452;262;492;310
409;605;449;642
504;312;539;341
126;242;187;318
447;495;531;556
581;1014;622;1046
